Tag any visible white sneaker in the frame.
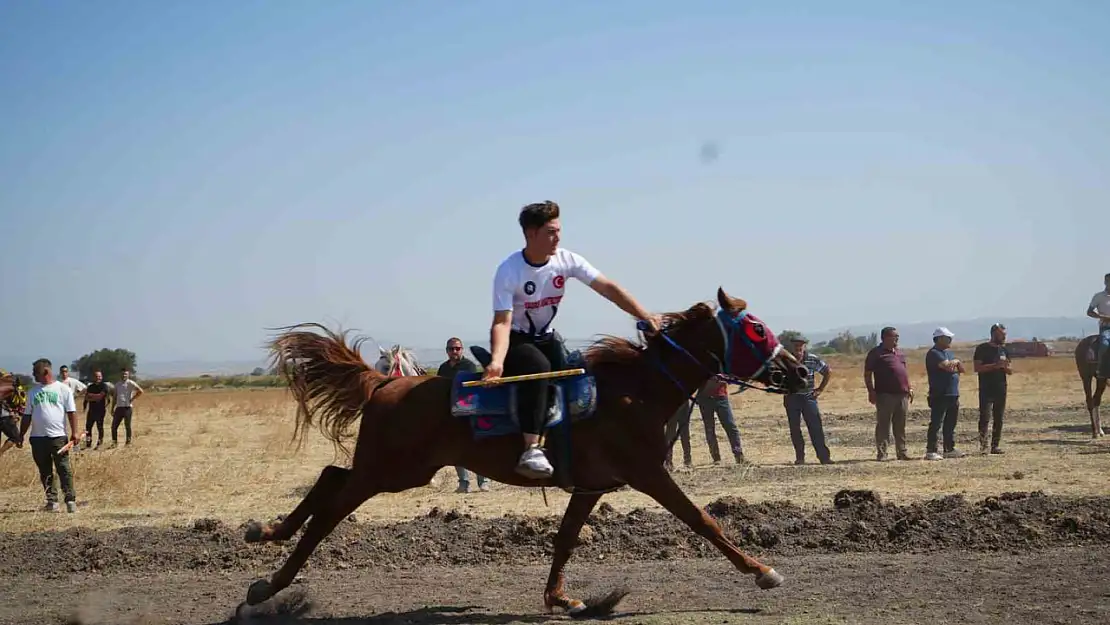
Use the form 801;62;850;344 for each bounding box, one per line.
515;446;554;479
944;449;967;459
924;452;944;461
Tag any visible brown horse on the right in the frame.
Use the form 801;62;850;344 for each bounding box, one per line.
1075;335;1107;439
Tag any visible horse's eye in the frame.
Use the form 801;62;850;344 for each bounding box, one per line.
745;322;767;342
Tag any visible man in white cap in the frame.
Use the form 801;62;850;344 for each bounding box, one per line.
925;327;965;460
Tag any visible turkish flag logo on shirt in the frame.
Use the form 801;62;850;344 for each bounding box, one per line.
553;275;565;289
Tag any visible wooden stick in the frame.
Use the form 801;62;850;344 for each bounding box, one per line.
56;441;75;456
462;368;586;388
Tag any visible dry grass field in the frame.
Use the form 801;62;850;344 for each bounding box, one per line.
0;343;1105;534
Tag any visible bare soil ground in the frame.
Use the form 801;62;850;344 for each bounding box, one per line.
1;353;1107;624
2;489;1109;624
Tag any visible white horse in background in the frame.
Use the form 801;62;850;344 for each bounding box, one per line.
373;344;427;378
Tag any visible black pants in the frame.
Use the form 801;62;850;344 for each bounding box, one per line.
85;404;106;443
30;436;76;504
927;395;959;454
1;414;19;444
505;331;565;435
978;392;1006;449
112;406;133;443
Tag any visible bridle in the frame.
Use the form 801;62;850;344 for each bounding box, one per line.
638;308;790;400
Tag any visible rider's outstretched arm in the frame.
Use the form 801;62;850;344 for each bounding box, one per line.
589;275;656;326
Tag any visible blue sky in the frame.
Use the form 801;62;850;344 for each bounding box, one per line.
2;0;1107;369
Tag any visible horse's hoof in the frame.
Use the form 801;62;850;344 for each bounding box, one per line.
243;521;267;543
755;569;784;590
246;579;274;606
565;599;586;615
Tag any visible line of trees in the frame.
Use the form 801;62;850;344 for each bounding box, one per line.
71;348;138;382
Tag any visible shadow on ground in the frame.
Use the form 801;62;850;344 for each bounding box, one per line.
215;601;761;625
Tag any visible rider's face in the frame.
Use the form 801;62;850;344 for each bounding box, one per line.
526;219;560;255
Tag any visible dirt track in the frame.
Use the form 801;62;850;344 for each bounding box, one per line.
2;490;1109;624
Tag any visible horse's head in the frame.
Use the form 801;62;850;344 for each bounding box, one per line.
648;287;809;394
375;345;425;378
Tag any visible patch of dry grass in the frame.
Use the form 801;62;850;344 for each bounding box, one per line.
0;352;1105;533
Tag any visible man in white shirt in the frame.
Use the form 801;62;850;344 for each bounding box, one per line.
18;358;79;513
484;201;662;478
110;368;144;446
1087;273;1110;378
58;365;87;396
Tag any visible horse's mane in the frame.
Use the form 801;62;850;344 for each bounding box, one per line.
584;302;716;368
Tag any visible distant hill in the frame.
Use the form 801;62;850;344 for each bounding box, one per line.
806;316;1097;348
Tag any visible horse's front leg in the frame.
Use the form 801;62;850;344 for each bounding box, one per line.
626;466;783;590
544;492;601;614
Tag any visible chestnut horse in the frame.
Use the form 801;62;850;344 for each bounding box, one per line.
240;288;808;617
1074;335;1106;438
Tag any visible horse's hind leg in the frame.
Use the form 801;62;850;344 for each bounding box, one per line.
543;493;601;615
1093;379;1106;438
626;467;782;590
244;465;349;543
244;476;376;606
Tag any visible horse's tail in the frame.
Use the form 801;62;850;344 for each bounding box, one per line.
267;323;387;460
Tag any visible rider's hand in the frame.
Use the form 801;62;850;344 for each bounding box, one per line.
69;433;80;449
483;361;504;381
641;314;663;335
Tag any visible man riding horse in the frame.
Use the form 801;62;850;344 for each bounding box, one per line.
1087;272;1110;379
483;201;662;479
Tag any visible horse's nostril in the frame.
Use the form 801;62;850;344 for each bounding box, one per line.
769;369;786;386
795;366;808;379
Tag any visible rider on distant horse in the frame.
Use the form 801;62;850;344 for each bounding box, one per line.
484;201;662;479
1088;272;1110;378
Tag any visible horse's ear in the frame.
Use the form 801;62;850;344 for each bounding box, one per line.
378;346;387;357
717;287;748;313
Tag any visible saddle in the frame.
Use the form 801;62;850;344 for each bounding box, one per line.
448;344;599;441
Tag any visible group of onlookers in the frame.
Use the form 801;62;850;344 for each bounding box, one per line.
0;359;144;513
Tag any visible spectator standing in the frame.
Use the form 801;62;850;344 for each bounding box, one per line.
1087;273;1110;378
18;359;79;513
664;400;694;470
436;338;489;493
694;377;747;464
784;335;833;465
864;327;914;461
83;370;110;449
58;366;86;396
924;327;966;460
973;323;1011;454
110;368;143;447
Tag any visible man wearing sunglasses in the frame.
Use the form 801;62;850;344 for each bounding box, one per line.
973;323;1012;454
436;338;488;493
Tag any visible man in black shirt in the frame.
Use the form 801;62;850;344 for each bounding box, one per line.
83;370;110;449
973;324;1012;455
436;338;488;493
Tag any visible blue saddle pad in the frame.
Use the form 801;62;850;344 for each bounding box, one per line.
449;353;599;440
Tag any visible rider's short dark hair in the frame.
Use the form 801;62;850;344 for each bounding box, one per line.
880;326;897;339
446;337;462;348
519;201;560;232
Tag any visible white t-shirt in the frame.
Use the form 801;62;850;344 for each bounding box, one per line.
1090;291;1110;325
492;248;601;336
114;379;143;408
61;377;87;394
22;381;76;438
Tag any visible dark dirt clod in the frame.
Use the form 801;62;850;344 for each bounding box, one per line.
4;491;1110;580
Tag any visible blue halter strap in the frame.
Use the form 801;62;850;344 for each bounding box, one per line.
637;309;785;399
